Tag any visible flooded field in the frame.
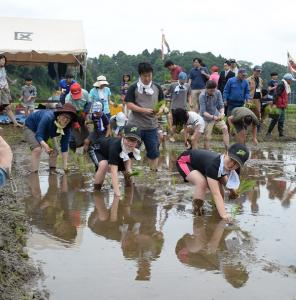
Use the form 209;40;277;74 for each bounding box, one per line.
19;142;296;300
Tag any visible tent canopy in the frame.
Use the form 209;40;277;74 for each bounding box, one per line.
0;17;87;66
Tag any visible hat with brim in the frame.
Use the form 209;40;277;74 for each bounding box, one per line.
70;82;82;100
228;143;250;167
123;125;141;142
54;103;78;122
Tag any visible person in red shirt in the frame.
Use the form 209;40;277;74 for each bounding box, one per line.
164;60;183;82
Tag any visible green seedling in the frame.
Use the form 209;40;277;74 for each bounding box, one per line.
129;170;141;177
238;179;256;194
231;204;241;218
153;100;167;113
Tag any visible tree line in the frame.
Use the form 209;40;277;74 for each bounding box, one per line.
5;49;289;101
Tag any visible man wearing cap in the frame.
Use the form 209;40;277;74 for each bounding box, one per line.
167;71;192;142
59;73;76;105
24;103;78;172
65;82;91;150
227;106;259;145
223;69;251;116
125;62;164;171
188;58;210;111
199;80;229;150
247;66;263;122
164;60;183;82
89;75;114;119
266;73;295;138
176;143;250;223
86;125;142;196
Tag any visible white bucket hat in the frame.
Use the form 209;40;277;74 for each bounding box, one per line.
95;75;109;86
116;112;127;127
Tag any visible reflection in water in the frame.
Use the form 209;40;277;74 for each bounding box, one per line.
25;172;90;243
88;186;164;281
175;214;252;288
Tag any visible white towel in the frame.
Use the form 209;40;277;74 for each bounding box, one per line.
137;78;154;95
119;139;141;161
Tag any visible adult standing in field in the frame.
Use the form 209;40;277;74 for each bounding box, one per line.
59;73;76;105
125;62;164;171
247;65;263;122
0;55;23;127
267;72;279;100
266;73;295;138
89;76;114;119
223;68;251;116
229;59;239;76
167;71;192;142
199;80;229;150
164;60;183;82
188;58;209;111
218;60;235;94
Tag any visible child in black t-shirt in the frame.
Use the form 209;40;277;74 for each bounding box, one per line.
85;125;142;196
176;143;250;223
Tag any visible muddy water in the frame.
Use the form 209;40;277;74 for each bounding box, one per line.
24;144;296;300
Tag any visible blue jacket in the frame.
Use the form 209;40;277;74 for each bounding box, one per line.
223;77;250;104
25;110;70;152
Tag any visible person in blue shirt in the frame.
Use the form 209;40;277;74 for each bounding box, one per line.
89;75;114;119
0;136;12;188
223;68;251;115
59;73;76;105
188;58;210;111
24;103;77;173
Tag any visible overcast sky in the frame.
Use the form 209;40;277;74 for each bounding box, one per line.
1;0;296;66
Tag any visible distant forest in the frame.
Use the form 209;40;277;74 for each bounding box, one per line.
6;49;289;101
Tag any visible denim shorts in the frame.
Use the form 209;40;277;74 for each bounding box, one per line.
140;128;160;159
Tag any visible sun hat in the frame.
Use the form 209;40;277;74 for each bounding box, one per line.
96;75;109;86
123;125;141;142
228;143;250;167
70;83;82;100
116;112;127;127
54;103;78;122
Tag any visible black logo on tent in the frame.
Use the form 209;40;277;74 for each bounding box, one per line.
14;32;33;41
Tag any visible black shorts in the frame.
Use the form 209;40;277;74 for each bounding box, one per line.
176;151;193;182
172;108;187;126
88;146;107;171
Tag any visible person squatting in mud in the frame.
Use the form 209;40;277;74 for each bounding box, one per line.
84;125;142;196
23;103;78;173
176;143;250;223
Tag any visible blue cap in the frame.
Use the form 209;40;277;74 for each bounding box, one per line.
178;72;187;81
283;73;296;81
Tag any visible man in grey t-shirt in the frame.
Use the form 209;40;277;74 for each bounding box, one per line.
125;62;164;171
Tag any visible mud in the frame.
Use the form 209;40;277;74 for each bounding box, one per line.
0;128;48;300
1;124;296;300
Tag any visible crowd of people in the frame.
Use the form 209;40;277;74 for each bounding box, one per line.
0;53;294;223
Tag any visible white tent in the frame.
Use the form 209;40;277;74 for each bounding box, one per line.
0;16;87;84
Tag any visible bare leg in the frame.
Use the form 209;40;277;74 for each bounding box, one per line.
94;160;108;188
31;147;42;172
6;105;23;127
149;158;159;171
191;127;201;149
236;129;246;144
222;127;230;150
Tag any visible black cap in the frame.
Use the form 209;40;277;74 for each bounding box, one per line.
123;125;141;142
228;143;250;167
